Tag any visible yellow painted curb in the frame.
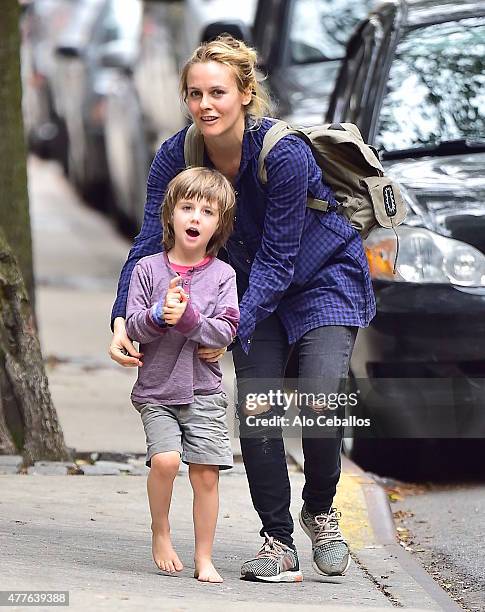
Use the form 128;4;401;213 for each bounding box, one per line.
334;470;377;551
284;438;390;551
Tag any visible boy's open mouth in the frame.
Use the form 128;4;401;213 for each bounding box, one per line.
186;228;200;237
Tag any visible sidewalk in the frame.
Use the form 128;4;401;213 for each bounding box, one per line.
0;158;459;611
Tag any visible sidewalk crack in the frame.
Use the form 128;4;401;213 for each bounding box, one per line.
350;551;404;607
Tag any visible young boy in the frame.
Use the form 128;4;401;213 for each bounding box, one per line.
126;167;239;583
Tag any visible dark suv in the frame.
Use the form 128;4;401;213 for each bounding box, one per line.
327;0;485;475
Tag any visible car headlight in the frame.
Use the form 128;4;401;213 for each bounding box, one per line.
365;226;485;286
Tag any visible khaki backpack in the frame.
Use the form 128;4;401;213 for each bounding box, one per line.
184;119;407;239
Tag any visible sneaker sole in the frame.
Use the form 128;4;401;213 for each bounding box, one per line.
240;570;303;583
298;511;351;577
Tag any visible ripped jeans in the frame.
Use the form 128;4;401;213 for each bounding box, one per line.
232;314;357;547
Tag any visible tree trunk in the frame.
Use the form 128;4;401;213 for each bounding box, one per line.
0;1;70;463
0;0;34;302
0;232;70;462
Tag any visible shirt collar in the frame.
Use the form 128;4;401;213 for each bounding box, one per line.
163;251;214;273
237;121;260;181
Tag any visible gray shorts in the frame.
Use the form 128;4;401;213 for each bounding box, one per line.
133;392;233;470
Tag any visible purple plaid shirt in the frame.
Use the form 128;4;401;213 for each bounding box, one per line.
112;118;376;353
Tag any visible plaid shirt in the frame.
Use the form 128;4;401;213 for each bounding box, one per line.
112;118;376;353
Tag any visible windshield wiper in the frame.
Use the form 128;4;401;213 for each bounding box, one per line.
381;139;485;160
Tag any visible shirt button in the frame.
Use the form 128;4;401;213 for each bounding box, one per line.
238;240;244;246
246;259;251;264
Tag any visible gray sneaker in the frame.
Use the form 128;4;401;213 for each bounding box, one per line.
299;505;351;576
240;533;303;582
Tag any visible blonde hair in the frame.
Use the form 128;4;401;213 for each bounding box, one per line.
161;167;235;256
180;34;272;121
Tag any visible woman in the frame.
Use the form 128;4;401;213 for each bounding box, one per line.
109;35;375;583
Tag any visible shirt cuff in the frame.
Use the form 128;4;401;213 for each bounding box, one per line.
174;301;200;334
236;306;255;354
110;301;127;331
150;301;168;329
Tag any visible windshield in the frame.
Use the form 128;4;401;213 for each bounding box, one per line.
289;0;374;63
376;17;485;153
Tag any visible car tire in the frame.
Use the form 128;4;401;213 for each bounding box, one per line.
343;377;440;480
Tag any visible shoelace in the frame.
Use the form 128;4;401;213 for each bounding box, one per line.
256;533;287;560
311;508;345;546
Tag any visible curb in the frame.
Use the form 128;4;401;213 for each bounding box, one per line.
0;450;248;477
285;439;462;612
343;457;463;611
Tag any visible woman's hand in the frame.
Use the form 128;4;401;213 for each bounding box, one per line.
197;345;227;363
109;317;143;367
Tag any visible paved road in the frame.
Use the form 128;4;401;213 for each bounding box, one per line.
390;481;485;612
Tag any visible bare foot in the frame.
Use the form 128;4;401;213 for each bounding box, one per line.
152;531;183;573
194;559;223;583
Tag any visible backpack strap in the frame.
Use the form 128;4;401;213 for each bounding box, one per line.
258;120;333;213
258;120;296;182
184;123;205;168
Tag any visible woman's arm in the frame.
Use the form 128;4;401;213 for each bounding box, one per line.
109;130;185;366
237;136;311;353
111;135;184;324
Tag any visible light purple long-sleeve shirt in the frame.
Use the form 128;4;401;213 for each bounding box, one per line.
126;252;239;405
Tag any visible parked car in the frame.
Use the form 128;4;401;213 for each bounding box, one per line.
237;0;375;125
100;0;189;228
54;0;141;204
102;0;374;230
20;0;72;167
326;0;485;476
100;0;258;230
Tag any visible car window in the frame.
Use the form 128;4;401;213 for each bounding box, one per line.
376;16;485;152
289;0;374;63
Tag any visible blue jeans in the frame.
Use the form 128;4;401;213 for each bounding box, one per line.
233;314;357;547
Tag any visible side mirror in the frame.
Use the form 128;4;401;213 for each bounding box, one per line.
98;40;137;74
201;21;253;46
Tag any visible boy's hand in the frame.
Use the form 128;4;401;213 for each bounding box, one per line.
163;276;189;325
